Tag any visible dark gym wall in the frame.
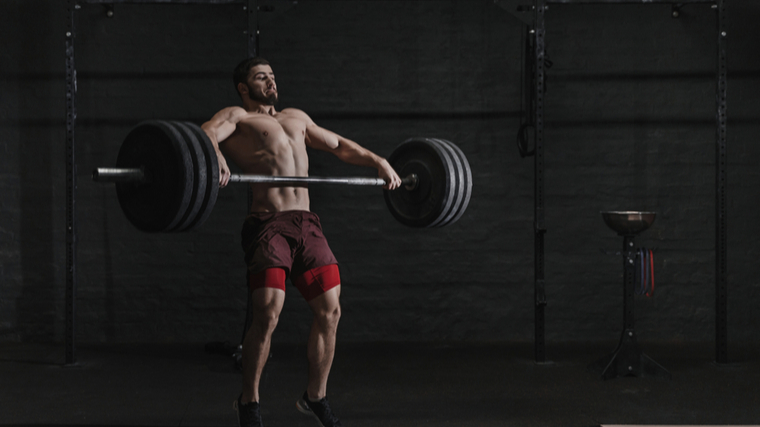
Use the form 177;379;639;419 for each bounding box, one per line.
0;1;758;348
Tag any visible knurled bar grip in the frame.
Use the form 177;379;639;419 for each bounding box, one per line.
93;167;417;188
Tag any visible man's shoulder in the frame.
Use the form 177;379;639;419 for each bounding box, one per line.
210;106;248;122
226;106;249;117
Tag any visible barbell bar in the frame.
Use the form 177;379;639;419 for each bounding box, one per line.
95;120;471;232
94;167;418;189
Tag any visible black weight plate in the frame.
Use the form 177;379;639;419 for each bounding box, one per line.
182;121;219;231
383;138;456;228
154;120;196;231
432;138;472;227
169;121;207;232
115;120;194;232
426;138;464;228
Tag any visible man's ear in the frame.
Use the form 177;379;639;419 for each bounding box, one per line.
237;82;248;97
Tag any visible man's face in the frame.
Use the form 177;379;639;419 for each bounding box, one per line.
244;64;278;105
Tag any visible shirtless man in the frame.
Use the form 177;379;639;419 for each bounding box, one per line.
201;57;401;427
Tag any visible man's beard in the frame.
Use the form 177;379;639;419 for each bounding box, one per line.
248;84;278;105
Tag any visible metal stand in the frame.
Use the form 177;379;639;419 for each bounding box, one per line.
590;234;670;380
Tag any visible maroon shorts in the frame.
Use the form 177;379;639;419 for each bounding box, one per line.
241;211;340;300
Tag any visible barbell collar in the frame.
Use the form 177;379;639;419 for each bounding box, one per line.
93;167;417;188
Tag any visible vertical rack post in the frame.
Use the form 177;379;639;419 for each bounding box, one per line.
247;0;258;58
714;0;728;365
533;0;547;364
241;0;259;352
65;0;78;366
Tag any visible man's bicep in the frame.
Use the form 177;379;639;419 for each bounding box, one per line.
305;123;340;151
296;110;337;151
214;120;239;143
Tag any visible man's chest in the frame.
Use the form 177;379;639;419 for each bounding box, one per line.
242;113;307;142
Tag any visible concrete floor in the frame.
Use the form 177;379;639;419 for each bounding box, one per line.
1;341;759;427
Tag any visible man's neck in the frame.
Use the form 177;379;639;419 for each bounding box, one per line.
243;100;276;116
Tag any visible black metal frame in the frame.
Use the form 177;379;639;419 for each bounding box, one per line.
533;0;547;363
64;0;258;365
523;0;728;364
65;0;78;366
714;0;728;364
547;0;714;3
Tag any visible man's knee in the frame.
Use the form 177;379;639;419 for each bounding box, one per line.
251;309;280;335
315;304;341;329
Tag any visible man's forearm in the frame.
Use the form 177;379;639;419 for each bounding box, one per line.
333;138;389;170
201;124;223;153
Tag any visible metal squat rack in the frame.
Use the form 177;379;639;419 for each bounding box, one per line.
498;0;728;364
64;0;293;365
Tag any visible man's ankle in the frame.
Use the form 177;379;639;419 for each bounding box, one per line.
240;393;258;405
307;392;325;402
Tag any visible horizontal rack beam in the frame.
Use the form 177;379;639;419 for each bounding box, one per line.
546;0;714;3
79;0;243;4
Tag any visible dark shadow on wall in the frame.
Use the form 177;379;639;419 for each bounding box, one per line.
15;3;58;341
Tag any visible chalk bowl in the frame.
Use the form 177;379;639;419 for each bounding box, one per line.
601;211;656;236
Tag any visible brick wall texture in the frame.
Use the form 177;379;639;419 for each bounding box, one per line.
1;1;758;346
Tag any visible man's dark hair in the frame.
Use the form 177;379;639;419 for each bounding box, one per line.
233;57;270;97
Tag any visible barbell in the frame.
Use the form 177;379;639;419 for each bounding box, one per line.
93;120;472;232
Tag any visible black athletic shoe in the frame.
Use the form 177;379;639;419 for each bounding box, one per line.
234;395;263;427
296;391;342;427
